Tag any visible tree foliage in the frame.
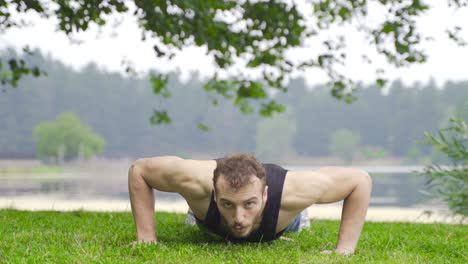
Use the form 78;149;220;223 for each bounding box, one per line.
422;117;468;216
33;112;105;162
2;48;465;207
1;0;467;122
2;50;466;160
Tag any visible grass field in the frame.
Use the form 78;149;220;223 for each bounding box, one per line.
0;210;466;263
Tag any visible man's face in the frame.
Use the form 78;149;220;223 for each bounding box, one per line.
215;175;267;238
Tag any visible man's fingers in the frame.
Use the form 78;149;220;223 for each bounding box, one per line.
335;248;353;256
321;249;353;256
128;240;158;248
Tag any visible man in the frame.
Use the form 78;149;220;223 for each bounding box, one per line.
128;153;372;255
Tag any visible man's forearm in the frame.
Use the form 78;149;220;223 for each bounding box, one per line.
128;163;157;242
335;174;372;254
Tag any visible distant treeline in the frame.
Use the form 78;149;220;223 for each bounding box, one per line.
1;50;467;162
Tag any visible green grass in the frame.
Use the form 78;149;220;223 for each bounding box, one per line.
0;210;466;263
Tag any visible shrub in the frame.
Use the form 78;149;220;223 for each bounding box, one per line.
33;112;105;162
422;118;467;216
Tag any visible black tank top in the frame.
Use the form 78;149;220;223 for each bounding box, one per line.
195;162;288;242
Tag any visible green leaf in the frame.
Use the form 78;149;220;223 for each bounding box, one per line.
32;67;41;77
237;81;266;99
259;100;286;117
338;7;350;20
197;123;209;131
150;74;170;98
376;78;388;88
150;110;171;124
382;23;394;34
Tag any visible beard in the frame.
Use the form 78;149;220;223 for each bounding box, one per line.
220;207;265;238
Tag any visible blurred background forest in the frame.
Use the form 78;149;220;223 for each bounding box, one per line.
1;50;466;165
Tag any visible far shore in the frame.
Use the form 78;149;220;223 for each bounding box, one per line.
1;196;465;225
0;155;424;170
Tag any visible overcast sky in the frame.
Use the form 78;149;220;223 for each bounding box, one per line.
1;1;467;86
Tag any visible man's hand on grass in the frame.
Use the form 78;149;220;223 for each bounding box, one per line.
335;247;353;255
321;248;353;256
129;240;157;247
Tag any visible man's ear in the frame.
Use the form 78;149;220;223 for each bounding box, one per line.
263;185;268;202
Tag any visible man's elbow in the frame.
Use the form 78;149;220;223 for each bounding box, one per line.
128;159;146;186
128;156;179;177
357;170;372;198
360;171;372;186
128;156;185;191
129;157;147;174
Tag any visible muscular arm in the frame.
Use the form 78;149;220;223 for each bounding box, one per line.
128;156;213;243
128;156;187;243
283;167;372;255
128;162;156;242
317;167;372;255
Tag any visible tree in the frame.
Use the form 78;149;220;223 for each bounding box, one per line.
33;112;105;162
422;117;467;216
329;129;361;163
1;0;467;124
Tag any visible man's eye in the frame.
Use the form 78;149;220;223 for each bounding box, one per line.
245;202;256;208
222;202;232;208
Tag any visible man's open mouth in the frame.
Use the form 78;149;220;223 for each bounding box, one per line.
233;225;246;232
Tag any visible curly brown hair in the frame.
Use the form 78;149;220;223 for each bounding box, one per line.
213;153;266;192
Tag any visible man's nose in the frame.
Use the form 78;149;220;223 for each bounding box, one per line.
233;207;245;223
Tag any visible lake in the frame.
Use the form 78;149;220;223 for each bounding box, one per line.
0;165;431;207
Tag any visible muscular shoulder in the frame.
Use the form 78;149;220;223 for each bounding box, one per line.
132;156;216;199
280;170;331;211
281;166;371;211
